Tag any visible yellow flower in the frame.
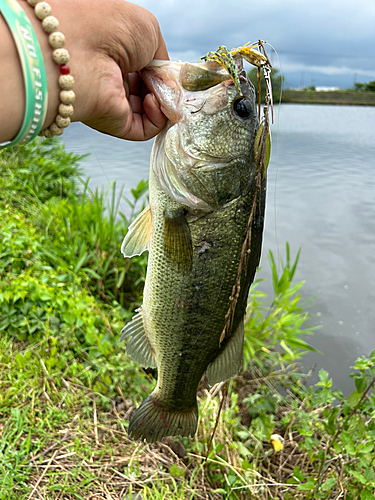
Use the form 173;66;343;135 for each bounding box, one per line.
271;434;284;452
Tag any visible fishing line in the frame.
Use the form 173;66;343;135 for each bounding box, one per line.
89;144;132;219
94;149;110;183
264;41;283;275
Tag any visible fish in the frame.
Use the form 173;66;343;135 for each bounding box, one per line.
120;52;268;443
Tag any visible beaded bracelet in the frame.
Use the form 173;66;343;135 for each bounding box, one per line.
0;0;48;149
26;0;75;138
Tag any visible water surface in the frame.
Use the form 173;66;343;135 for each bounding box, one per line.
63;104;375;394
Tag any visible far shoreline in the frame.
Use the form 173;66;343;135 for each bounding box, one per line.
280;89;375;106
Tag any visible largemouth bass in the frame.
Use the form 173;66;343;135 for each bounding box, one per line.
121;54;268;443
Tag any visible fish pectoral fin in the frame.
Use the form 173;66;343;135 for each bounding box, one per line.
121;205;152;258
206;318;244;386
163;208;193;273
119;308;157;369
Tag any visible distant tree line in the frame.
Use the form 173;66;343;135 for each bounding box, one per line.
247;67;375;97
353;81;375;92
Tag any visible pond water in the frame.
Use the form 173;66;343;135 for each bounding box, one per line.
62;104;375;394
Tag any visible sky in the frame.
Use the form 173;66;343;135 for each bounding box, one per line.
135;0;375;89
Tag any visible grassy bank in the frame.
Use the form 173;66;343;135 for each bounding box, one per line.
1;140;374;499
281;89;375;106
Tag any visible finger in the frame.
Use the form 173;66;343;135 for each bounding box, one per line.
123;92;167;141
128;72;149;99
128;93;143;116
154;37;169;61
143;92;168;134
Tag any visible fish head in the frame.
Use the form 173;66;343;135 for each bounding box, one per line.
141;57;260;211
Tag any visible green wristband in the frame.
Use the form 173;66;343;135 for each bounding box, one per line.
0;0;48;148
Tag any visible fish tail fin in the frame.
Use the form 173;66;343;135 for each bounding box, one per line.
128;392;198;443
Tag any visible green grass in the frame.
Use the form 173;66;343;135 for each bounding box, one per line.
0;139;374;499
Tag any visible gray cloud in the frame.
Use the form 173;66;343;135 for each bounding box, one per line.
136;0;375;87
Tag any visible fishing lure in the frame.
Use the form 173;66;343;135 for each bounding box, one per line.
200;40;273;122
200;41;272;180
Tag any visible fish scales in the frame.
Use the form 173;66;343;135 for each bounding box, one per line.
121;55;267;443
146;171;265;405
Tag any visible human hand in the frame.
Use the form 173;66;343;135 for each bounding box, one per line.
21;0;169;141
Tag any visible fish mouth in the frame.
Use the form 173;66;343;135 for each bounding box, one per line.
141;60;232;124
140;60;184;124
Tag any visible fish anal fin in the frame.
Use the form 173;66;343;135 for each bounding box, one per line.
121;205;152;258
206;318;244;386
163;208;193;273
119;308;157;369
129;392;198;443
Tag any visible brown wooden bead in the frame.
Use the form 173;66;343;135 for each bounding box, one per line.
60;90;76;105
53;48;70;65
41;128;53;138
55;115;71;128
58;75;75;90
49;32;65;49
58;103;74;118
35;1;51;19
49;123;64;136
42;15;59;33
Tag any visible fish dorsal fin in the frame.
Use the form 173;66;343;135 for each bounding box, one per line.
119;308;157;369
163;207;193;273
121;205;152;258
206;318;244;386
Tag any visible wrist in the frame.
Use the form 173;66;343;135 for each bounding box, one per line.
0;0;64;144
18;0;64;130
0;4;25;142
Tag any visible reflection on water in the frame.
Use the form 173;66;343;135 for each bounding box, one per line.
63;104;375;394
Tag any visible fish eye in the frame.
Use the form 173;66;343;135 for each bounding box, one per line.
233;98;252;119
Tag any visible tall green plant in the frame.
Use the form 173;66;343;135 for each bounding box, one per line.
244;243;317;370
0;138;85;204
0;138;148;309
